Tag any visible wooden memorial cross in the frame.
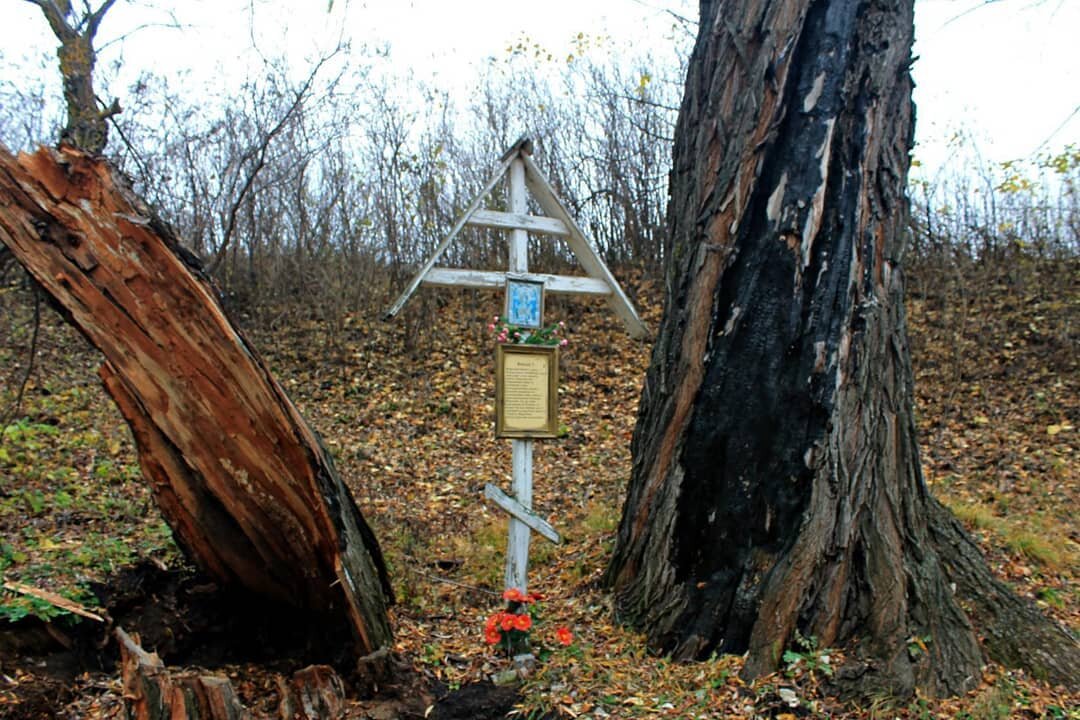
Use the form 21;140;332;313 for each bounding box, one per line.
385;136;648;594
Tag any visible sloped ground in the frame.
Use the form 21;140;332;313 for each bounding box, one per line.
0;259;1076;718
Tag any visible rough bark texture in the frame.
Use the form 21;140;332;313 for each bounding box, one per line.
119;629;350;720
118;629;251;720
276;665;347;720
607;0;1079;697
0;144;393;656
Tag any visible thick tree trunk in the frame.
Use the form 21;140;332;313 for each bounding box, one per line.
607;0;1078;697
0;144;393;656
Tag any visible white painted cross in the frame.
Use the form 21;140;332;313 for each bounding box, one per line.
385;137;648;594
384;137;649;339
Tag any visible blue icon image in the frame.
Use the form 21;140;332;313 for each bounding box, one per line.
507;281;542;327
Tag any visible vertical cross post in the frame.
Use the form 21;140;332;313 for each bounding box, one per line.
504;156;533;594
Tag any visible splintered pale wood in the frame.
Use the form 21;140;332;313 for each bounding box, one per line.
0;145;391;655
3;580;105;622
117;628;251;720
275;665;346;720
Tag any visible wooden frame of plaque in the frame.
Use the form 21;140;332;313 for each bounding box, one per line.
495;344;559;438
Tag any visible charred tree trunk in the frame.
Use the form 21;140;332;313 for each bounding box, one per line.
607;0;1078;697
0;144;393;656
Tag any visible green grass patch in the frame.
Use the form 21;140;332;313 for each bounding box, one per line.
945;497;1075;570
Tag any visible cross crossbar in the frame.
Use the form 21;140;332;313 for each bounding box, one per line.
423;268;610;295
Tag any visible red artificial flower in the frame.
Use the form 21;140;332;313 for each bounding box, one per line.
526;591;545;603
484;628;502;645
503;588;526;603
513;613;532;632
500;614;516;631
555;627;573;646
485;613;501;631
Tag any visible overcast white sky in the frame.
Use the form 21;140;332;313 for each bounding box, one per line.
1;0;1076;176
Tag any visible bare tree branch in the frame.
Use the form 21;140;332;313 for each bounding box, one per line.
84;0;117;39
24;0;76;41
206;52;338;274
1031;103;1080;155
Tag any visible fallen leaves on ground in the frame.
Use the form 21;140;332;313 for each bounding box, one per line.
0;258;1076;718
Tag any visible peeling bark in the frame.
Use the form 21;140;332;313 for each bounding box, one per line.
276;665;347;720
118;629;250;720
0;144;392;656
607;0;1079;697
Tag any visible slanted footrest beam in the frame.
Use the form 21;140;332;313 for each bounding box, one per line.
484;484;561;544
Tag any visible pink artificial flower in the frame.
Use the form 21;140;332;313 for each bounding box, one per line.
560;339;568;347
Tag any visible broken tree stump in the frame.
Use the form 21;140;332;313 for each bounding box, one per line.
0;144;392;655
117;628;250;720
276;665;346;720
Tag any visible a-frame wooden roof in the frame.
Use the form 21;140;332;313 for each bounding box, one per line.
383;137;649;339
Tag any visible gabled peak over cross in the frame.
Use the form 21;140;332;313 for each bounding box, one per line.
499;135;534;161
383;136;649;340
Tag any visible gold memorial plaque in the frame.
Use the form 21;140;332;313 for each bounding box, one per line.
495;344;559;438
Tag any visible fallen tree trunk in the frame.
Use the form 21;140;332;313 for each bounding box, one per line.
0;144;392;655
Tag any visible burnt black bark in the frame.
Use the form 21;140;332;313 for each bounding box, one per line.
607;0;1079;697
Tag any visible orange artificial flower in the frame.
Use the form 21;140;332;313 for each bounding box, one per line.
513;613;532;631
555;626;573;646
503;588;526;603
